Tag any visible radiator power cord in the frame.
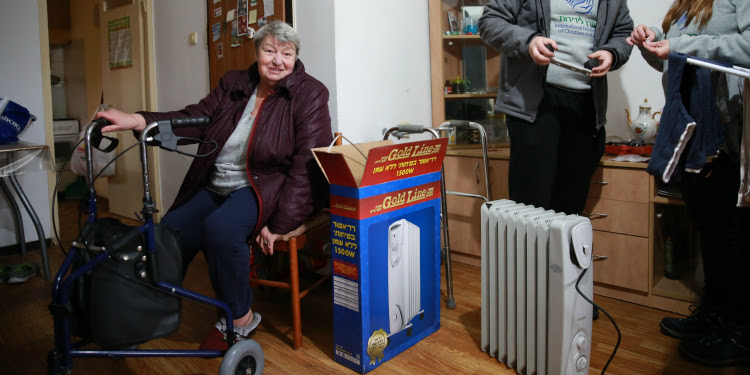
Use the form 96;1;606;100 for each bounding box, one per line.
576;267;621;374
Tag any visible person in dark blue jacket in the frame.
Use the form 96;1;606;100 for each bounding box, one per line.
629;0;750;367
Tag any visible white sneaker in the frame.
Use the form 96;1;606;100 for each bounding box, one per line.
215;313;261;341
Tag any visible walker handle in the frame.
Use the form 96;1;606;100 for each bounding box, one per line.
87;118;118;153
397;124;426;133
445;120;471;128
171;117;209;128
92;117;111;128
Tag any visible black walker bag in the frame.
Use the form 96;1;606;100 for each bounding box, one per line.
69;218;183;349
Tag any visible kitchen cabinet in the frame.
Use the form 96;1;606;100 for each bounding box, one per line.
428;0;508;148
585;163;699;315
443;153;508;266
585;165;651;296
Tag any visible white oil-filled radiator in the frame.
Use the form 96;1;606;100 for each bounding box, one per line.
480;200;594;375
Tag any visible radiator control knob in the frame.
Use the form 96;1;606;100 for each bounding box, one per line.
575;333;588;349
575;356;588;371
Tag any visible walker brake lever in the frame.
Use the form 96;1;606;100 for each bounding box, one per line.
152;117;210;151
152;120;180;151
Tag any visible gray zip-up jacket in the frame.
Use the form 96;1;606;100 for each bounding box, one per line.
479;0;633;129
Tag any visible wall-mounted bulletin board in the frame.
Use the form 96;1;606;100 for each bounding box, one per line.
206;0;291;89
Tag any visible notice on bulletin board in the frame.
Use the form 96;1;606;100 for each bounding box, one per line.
108;17;132;70
263;0;274;17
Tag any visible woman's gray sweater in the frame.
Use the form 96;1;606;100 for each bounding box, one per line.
640;0;750;73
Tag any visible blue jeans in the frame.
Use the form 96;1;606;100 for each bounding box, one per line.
162;187;259;318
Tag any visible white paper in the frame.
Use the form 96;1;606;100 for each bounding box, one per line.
611;154;650;163
263;0;274;17
226;9;236;22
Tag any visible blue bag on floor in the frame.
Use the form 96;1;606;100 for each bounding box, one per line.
0;98;36;144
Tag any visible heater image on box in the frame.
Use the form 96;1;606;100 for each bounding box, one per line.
388;219;422;335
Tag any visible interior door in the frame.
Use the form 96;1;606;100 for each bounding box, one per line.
99;0;158;219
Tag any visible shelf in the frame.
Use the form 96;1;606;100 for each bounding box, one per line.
447;142;510;150
444;93;497;99
443;34;482;40
652;196;686;206
652;276;694;302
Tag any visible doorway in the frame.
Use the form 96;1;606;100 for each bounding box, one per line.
45;0;159;220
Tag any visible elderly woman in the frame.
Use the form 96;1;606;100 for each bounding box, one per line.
97;20;332;348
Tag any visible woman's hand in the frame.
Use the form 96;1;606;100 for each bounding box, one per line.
255;226;280;255
529;36;558;65
95;108;147;133
587;50;613;78
627;24;656;47
642;39;671;60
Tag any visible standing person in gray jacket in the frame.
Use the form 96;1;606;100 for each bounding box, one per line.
479;0;633;215
629;0;750;367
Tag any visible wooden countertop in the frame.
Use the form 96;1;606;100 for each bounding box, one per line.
445;147;649;170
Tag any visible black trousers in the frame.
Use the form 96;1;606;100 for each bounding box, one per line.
681;154;750;323
506;85;605;215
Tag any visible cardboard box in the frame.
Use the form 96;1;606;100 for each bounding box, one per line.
312;138;448;373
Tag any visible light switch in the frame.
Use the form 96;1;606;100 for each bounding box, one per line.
189;32;198;45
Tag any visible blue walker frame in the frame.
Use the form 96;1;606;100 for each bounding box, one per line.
48;118;247;374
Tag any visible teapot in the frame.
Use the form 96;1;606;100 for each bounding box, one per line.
625;98;662;144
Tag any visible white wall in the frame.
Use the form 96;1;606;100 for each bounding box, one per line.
295;0;339;135
335;1;433;143
297;0;433;144
605;0;672;141
0;1;51;247
152;0;209;210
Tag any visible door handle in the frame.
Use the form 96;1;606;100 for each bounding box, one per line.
474;163;480;184
593;255;608;261
591;181;609;185
582;211;608;219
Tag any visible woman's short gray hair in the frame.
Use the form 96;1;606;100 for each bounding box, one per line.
254;20;300;57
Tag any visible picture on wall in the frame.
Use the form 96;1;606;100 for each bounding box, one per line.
231;20;241;47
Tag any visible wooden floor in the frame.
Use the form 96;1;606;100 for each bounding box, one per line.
0;198;747;374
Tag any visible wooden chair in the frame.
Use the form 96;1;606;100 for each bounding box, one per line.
247;133;340;349
248;213;331;349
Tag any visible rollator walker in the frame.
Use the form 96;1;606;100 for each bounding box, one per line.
47;117;264;375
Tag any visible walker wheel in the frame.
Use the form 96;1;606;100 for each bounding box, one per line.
219;339;264;375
